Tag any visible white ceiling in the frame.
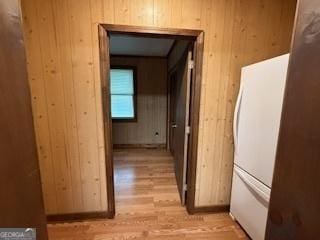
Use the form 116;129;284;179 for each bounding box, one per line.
110;34;175;57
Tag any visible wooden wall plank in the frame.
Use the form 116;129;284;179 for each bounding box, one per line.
154;0;172;28
198;0;227;206
35;0;74;213
181;0;203;29
278;0;296;53
21;0;296;213
214;0;237;204
220;0;250;206
103;0;114;24
67;0;102;211
90;0;108;211
114;0;131;25
195;0;214;204
130;0;154;26
21;0;58;214
52;0;84;212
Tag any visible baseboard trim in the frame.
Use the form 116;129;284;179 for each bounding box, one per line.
188;204;230;214
47;210;112;223
113;144;166;149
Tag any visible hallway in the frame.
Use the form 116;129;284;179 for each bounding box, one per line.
48;149;247;239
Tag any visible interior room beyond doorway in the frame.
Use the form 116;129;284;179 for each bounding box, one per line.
108;32;194;215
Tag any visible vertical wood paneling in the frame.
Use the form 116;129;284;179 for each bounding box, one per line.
36;0;74;212
130;0;154;26
111;57;167;145
90;0;108;211
21;0;57;213
67;0;102;211
219;0;249;206
52;0;83;212
102;0;114;24
181;0;202;29
114;0;131;24
195;0;215;201
153;0;172;28
21;0;296;214
214;0;237;204
198;0;228;205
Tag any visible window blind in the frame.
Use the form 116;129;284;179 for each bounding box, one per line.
110;69;135;119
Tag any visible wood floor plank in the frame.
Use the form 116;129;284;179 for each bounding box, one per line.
48;149;248;239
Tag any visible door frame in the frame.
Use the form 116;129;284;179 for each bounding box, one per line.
98;24;204;217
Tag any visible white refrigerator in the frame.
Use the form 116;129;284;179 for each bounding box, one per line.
230;54;289;240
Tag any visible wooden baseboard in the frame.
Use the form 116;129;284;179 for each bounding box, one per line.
47;211;112;223
113;144;166;149
188;204;230;214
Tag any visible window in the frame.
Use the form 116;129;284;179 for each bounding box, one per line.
110;67;136;120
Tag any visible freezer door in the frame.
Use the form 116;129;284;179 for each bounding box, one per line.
230;165;271;240
235;54;289;187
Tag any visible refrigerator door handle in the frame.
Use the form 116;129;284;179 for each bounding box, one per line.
234;167;270;203
233;83;244;155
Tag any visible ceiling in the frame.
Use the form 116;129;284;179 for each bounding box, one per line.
110;34;175;57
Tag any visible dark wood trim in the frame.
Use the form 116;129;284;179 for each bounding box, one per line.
101;24;202;40
190;204;230;214
109;65;138;122
113;144;166;149
266;0;319;238
100;24;204;216
111;54;167;59
47;211;110;223
186;32;204;214
98;25;115;219
166;39;177;58
0;1;48;238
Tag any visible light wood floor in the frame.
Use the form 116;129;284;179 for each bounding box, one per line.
48;149;248;239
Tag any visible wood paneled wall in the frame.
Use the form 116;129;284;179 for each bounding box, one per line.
21;0;107;214
21;0;296;214
111;56;167;145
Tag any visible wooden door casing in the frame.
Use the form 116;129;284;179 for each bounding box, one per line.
98;25;115;218
99;25;204;215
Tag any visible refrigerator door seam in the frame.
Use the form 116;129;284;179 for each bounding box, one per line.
234;166;270;203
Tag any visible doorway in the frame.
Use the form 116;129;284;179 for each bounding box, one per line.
98;25;204;217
